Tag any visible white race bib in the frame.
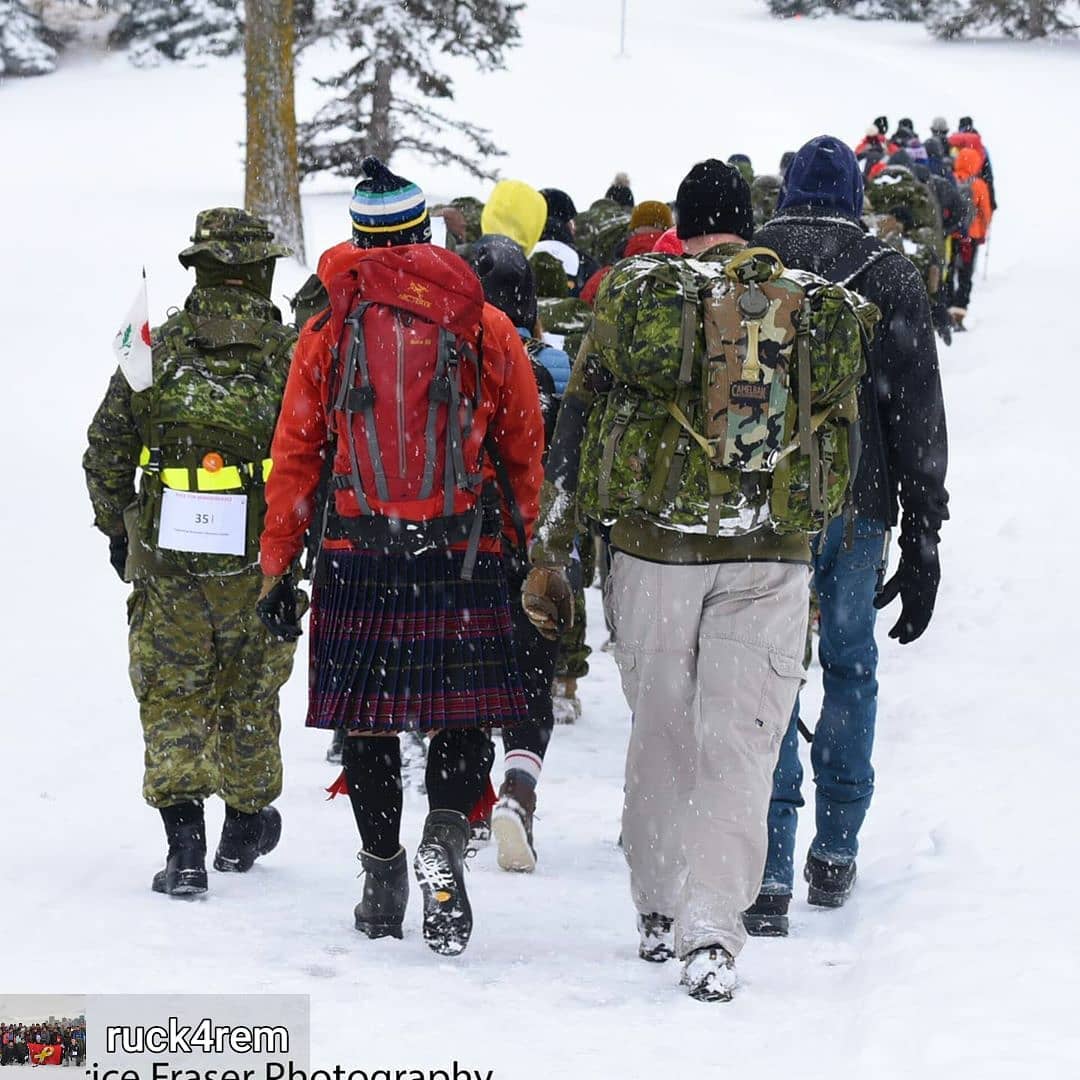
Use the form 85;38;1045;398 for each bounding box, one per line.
541;332;566;352
158;489;248;556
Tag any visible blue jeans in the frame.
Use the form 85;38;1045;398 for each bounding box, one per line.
762;515;888;893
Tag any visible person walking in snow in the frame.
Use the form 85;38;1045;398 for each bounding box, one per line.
464;232;568;872
83;208;298;898
258;158;544;956
523;159;872;1001
948;146;993;329
748;136;949;935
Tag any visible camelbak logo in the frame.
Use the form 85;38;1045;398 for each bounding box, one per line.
730;380;769;404
400;281;434;309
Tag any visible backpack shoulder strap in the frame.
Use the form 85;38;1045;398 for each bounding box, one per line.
819;235;901;288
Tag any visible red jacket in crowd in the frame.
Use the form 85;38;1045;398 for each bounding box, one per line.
260;243;544;577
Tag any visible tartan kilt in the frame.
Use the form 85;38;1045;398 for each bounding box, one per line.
307;548;528;733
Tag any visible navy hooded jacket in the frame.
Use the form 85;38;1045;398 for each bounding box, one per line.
778;135;864;220
758;137;948;541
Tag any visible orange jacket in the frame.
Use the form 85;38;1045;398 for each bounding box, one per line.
953;148;992;242
260;246;544;577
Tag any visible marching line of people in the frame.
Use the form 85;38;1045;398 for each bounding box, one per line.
84;115;959;1001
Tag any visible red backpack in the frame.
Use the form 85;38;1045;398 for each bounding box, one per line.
316;245;511;577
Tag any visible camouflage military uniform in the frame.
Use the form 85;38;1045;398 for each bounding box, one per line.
83;208;298;814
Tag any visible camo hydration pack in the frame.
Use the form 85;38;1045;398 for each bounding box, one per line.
577;248;878;537
573;198;632;267
126;300;294;577
865;166;946;297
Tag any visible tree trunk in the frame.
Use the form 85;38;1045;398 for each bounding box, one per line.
368;59;395;164
245;0;305;262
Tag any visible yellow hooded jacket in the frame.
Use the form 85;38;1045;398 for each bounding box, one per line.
481;180;548;256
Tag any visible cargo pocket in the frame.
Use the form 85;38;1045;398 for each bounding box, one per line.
756;650;806;739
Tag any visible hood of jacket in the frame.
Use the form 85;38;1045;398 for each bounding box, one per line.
778;135;864;220
481;180;548;256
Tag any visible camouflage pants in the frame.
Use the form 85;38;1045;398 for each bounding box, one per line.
127;571;300;813
555;532;594;681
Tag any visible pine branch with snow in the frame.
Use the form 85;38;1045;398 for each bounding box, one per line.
298;0;523;182
0;0;62;77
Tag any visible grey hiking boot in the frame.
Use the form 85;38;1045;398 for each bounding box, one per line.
637;913;675;962
680;946;737;1003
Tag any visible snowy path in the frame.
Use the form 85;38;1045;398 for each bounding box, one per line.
3;2;1080;1077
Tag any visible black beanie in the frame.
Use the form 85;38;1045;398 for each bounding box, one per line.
605;172;634;207
467;234;538;332
675;159;754;242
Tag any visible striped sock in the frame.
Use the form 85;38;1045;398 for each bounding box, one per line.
504;749;543;790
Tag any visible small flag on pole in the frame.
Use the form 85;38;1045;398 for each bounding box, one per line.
113;271;153;391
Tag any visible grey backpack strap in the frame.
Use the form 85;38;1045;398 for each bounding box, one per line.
343;303;391;505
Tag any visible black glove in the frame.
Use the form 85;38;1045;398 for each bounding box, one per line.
108;534;128;582
256;575;303;642
874;533;940;644
932;303;953;346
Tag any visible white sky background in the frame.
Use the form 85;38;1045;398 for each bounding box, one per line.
0;997;86;1024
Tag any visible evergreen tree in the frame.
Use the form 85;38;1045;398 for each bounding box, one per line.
929;0;1076;38
298;0;523;182
107;0;243;65
767;0;927;17
0;0;62;77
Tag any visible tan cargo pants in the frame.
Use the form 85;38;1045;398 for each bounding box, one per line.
606;552;810;959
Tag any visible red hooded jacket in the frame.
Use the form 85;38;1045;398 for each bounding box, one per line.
260;244;544;576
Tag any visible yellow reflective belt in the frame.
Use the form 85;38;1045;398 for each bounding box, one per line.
139;447;273;492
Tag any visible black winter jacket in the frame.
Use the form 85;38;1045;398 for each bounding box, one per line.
755;207;949;540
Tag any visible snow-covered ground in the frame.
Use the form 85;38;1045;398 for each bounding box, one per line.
3;1;1080;1077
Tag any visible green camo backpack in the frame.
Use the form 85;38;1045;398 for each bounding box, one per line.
125;303;295;577
537;296;592;362
865;166;945;296
574;198;631;266
576;248;879;537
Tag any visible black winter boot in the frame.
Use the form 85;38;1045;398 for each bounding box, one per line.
413;809;473;956
213;805;282;873
354;847;409;940
153;803;208;896
805;854;857;908
743;892;791;937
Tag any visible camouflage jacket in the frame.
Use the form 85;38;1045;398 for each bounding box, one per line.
83;285;295;577
531;244;811;568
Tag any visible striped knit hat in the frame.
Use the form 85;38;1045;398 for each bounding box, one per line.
350;156;431;248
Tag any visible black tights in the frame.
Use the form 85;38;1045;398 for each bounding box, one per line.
342;729;495;858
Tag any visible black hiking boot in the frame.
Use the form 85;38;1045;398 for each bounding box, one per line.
637;913;675;962
413;809;473;956
805;854;857;908
152;803;208;897
213;805;282;873
743;892;791;937
354;847;409;940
